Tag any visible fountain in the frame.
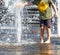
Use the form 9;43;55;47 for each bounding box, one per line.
0;0;59;55
0;0;24;44
1;0;38;44
15;0;23;43
58;0;60;36
0;0;59;45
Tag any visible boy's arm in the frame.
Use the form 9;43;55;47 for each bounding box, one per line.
52;2;58;18
16;2;33;7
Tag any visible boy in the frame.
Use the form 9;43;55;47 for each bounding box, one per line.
16;0;58;43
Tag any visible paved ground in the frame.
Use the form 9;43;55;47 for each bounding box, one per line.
0;37;60;55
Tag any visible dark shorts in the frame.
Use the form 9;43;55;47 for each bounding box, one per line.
40;19;52;28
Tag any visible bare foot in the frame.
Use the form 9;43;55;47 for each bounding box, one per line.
45;40;51;44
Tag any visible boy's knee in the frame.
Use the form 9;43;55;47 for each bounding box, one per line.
40;26;45;29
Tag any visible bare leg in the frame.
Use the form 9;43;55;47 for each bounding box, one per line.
40;26;45;43
45;26;51;43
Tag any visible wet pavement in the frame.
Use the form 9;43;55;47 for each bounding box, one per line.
0;38;60;55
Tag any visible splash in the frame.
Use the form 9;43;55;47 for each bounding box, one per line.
4;0;24;43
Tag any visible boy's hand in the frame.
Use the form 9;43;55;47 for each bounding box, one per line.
16;4;23;7
54;13;58;19
16;2;28;7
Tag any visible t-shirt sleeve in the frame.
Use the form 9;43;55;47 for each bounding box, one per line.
48;0;53;4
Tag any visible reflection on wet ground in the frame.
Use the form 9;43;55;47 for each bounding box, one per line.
0;38;60;55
